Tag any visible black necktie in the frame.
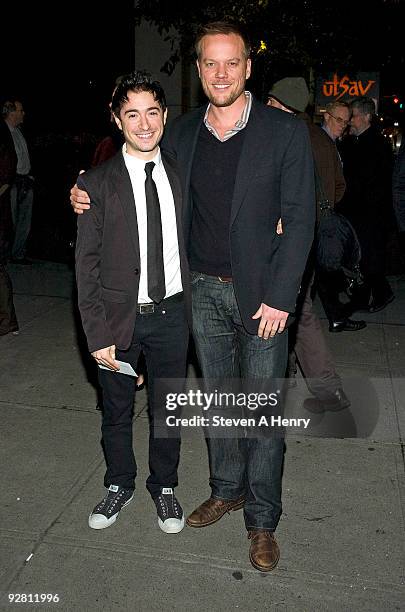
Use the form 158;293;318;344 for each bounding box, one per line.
144;161;166;303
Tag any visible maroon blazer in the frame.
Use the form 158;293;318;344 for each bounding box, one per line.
75;150;191;353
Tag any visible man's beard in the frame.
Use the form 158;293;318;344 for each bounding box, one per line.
203;84;243;108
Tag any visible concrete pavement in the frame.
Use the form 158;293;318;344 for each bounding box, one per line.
0;260;404;611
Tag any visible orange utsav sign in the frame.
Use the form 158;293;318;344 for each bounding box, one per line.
316;72;379;109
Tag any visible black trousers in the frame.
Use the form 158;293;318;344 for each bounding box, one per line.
349;216;393;307
98;299;189;499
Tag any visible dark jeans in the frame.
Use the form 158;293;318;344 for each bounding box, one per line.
191;272;287;531
98;299;189;499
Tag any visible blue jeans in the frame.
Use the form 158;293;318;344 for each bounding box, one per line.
191;272;287;530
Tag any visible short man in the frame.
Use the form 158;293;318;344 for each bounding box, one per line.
267;77;352;412
72;22;315;571
339;96;394;312
2;99;34;264
75;71;191;533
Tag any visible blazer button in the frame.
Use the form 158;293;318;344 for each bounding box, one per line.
134;268;139;275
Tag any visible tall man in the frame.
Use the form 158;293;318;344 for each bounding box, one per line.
71;22;315;571
2;99;34;264
75;71;191;534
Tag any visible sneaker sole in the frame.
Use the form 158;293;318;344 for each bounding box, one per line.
88;493;134;530
158;515;185;534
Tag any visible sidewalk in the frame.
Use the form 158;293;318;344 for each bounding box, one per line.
1;260;404;611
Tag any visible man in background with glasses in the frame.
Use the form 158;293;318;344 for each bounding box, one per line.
322;101;351;143
317;100;367;331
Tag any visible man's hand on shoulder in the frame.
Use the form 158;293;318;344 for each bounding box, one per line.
252;303;288;339
70;170;90;215
91;345;119;370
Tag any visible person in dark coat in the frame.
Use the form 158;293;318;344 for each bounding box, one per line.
3;98;34;265
393;139;405;257
0;114;19;335
267;77;354;413
75;71;191;535
339;96;394;313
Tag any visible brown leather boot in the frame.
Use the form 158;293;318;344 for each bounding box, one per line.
186;496;245;528
248;530;280;571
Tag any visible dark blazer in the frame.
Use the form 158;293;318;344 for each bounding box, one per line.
163;97;315;334
75;150;191;353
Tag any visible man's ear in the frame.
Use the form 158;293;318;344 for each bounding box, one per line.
196;60;201;78
246;58;252;81
163;108;168;125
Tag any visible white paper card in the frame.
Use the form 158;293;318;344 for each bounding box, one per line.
98;360;137;377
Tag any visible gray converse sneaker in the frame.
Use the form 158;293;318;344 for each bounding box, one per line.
88;485;134;530
154;488;185;533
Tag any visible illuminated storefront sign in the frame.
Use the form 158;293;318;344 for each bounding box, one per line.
316;72;379;110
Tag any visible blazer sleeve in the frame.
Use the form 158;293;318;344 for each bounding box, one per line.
75;174;114;353
265;120;316;311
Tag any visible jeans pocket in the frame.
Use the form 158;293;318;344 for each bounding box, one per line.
190;271;204;286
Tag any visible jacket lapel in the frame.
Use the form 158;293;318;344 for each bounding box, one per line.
111;153;140;261
230;100;269;226
162;153;182;222
162;152;190;269
177;107;205;228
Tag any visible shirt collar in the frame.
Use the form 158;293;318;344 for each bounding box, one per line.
6;122;17;133
122;144;162;172
204;91;252;142
321;124;335;142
